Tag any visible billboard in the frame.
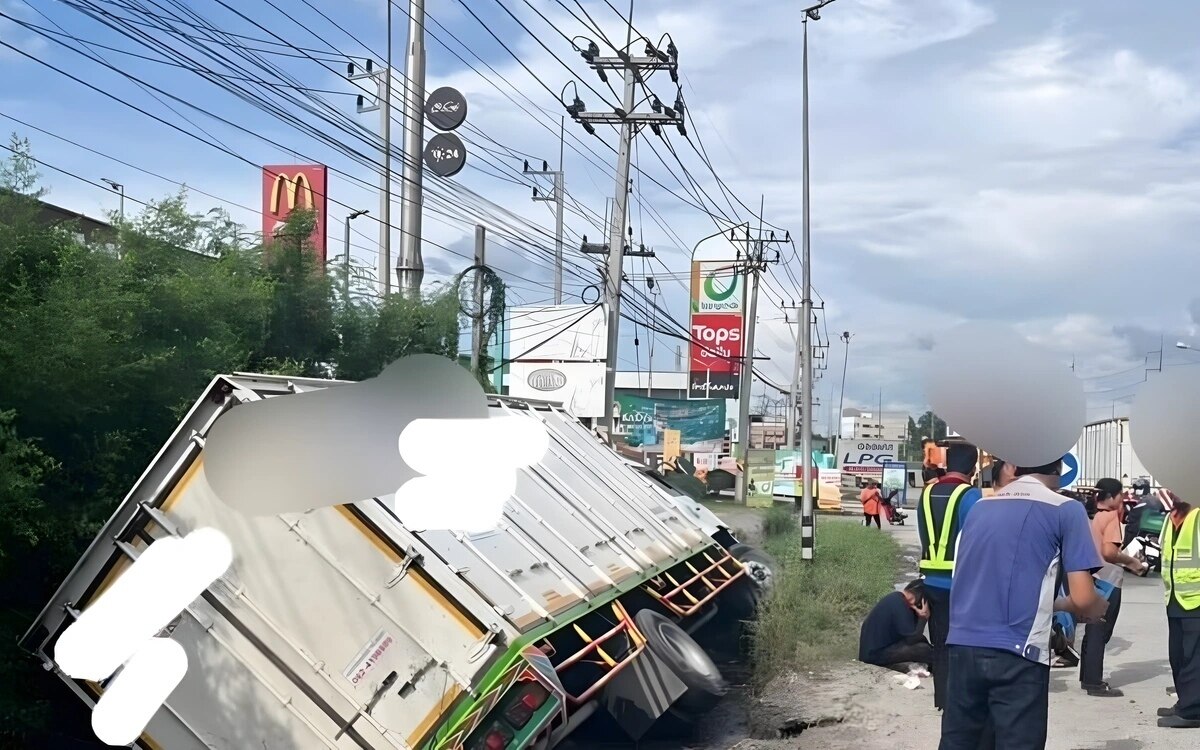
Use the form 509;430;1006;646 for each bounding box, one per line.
746;449;776;508
614;394;725;453
262;165;328;263
507;305;607;362
689;259;744;400
839;439;901;478
507;361;604;417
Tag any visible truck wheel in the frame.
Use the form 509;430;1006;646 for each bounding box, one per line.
634;609;727;713
729;543;777;593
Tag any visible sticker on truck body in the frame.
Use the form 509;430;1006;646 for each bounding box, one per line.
343;628;396;686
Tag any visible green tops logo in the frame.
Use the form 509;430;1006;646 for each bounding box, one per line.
694;267;741;312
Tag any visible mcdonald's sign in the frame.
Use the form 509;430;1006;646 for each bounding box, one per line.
261;164;329;263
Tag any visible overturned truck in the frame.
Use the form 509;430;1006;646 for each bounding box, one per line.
22;372;773;749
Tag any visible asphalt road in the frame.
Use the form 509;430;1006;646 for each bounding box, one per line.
843;520;1194;750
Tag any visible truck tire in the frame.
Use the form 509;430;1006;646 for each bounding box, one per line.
634;609;727;713
729;543;777;593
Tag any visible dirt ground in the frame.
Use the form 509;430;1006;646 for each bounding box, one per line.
726;518;1191;750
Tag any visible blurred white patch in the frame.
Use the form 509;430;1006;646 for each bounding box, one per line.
54;528;231;745
392;415;548;532
925;321;1085;467
56;528;232;681
90;637;187;746
1129;367;1200;495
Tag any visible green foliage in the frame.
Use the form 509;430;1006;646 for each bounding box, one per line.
0;134;470;743
762;504;798;538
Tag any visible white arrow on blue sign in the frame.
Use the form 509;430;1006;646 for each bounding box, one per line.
1060;452;1079;489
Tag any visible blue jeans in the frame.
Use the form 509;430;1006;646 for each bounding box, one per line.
940;646;1049;750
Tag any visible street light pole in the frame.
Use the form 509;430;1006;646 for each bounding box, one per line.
835;331;852;457
102;178;124;221
344;209;369;300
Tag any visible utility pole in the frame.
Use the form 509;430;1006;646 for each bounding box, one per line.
471;225;486;375
397;0;426;297
835;331;852;458
567;11;683;441
348;57;390;296
735;222;786;505
782;303;816;448
525;159;565;304
344;209;369;301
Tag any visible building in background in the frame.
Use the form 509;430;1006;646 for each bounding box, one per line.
840;408;909;442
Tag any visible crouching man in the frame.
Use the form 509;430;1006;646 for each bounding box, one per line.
858;580;934;672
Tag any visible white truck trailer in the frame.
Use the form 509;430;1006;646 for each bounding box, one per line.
22;372;770;750
1073;417;1153;488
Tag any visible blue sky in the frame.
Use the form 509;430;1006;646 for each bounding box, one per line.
5;0;1200;430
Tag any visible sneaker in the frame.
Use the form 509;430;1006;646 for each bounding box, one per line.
1082;682;1124;697
1159;705;1178;717
1157;715;1200;729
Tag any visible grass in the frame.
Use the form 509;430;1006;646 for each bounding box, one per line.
749;515;901;692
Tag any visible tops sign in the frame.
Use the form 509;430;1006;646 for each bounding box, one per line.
262;165;329;264
690;261;743;314
526;368;567;392
840;440;900;476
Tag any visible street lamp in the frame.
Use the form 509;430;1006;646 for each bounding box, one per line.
835;331;852;456
1177;342;1192;350
344;209;369;299
101;178;124;221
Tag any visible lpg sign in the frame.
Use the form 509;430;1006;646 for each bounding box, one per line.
840;440;900;477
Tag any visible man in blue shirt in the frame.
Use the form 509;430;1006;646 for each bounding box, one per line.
917;440;985;710
940;457;1107;749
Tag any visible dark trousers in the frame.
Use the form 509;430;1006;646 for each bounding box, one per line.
927;585;952;709
863;513;881;528
940;646;1050;750
1169;617;1200;721
1079;588;1122;686
870;636;934;672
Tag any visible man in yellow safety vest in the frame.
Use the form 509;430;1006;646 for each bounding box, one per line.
1159;497;1200;729
918;440;985;711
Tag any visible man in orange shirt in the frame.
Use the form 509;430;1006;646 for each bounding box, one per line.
923;438;945;485
861;479;883;528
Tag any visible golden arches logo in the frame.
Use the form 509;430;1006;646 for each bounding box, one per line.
268;171;315;214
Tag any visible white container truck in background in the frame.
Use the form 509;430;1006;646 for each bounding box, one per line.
1073;417;1153;488
22;372;773;750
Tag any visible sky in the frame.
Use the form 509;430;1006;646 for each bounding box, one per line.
4;0;1200;433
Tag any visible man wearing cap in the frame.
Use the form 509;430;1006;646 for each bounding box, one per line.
1159;494;1200;729
939;456;1108;749
917;440;985;711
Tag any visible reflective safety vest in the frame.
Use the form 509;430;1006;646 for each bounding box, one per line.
1163;507;1200;612
918;483;972;574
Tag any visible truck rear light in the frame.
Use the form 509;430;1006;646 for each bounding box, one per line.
468;721;512;750
503;681;549;728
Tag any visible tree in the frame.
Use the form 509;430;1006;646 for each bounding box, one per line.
906;411;949;460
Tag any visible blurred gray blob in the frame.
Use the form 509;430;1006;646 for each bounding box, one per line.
204;354;487;516
925;321;1085;468
1129;367;1199;496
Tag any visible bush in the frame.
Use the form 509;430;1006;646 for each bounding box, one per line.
762;504;798;538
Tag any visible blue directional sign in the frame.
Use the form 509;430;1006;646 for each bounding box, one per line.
1060;452;1079;489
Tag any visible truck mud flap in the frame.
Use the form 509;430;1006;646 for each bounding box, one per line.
601;649;688;741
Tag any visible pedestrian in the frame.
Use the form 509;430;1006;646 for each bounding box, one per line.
922;437;944;486
917;440;985;711
1079;478;1151;697
860;479;883;528
1158;494;1200;729
939;456;1107;750
858;580;934;672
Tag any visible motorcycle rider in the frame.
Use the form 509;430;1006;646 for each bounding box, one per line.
1124;478;1170;548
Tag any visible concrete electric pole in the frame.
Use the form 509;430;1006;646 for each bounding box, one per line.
524;160;565;304
567;15;684;441
471;224;486;375
397;0;426;298
348;57;390;297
